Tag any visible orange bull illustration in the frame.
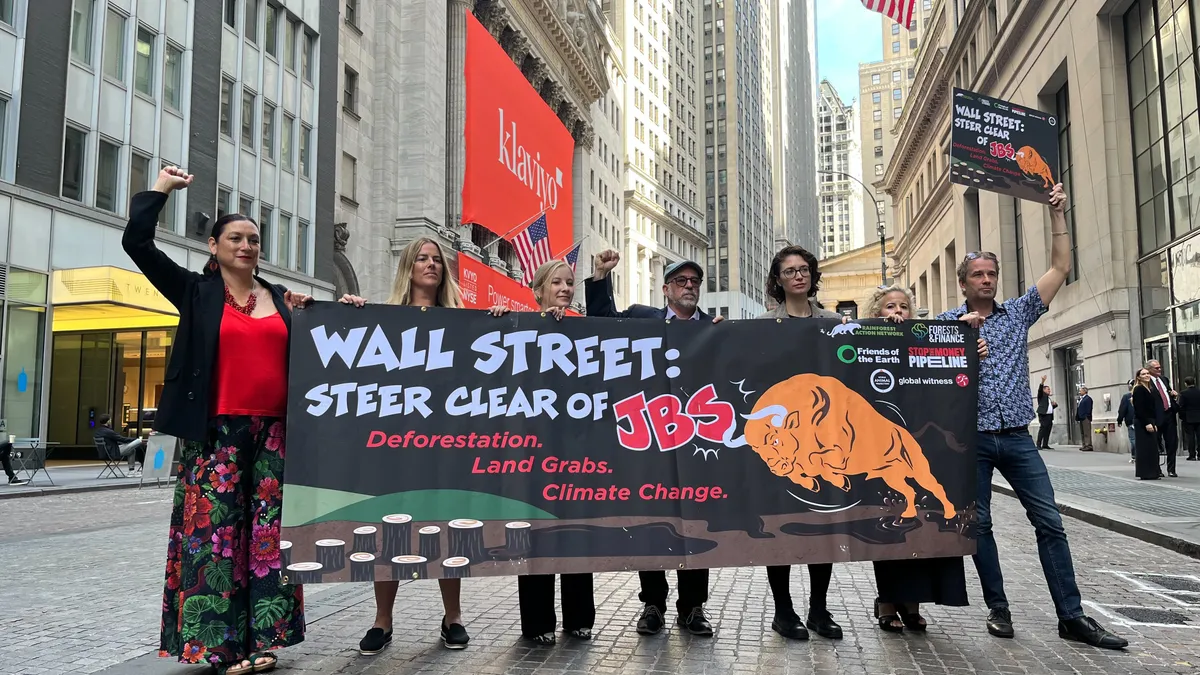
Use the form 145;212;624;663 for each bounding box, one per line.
742;374;956;519
1014;145;1054;189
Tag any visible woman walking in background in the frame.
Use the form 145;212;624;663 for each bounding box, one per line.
124;167;309;674
350;238;473;654
862;285;987;633
1133;368;1163;481
489;260;596;645
1035;377;1058;449
1117;380;1136;463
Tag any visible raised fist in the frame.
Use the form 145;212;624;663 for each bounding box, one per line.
594;249;621;277
153;166;193;193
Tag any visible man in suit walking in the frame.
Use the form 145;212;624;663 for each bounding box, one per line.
1147;360;1180;477
585;249;723;637
1177;376;1200;462
1075;387;1093;451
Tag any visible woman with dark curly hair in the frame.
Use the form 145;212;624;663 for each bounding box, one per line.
754;245;844;642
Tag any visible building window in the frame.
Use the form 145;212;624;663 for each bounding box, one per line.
135;27;155;97
1055;83;1078;283
219;77;234;136
344;66;358;113
302;33;315;83
164;43;183;110
160;161;178;229
892;41;900;53
276;213;292;268
345;0;357;27
71;0;95;65
103;9;126;82
871;91;881;104
875;164;884;176
909;38;917;49
300;124;312;178
265;3;278;56
0;97;7;170
62;127;86;201
0;0;13;25
874;127;882;139
893;106;902;119
96;139;121;212
874;145;883;157
224;0;237;29
241;89;256;148
217;187;231;217
259;205;274;261
871;73;880;84
893;88;902;100
239;195;253;218
244;0;258;44
260;102;276;159
873;109;882;121
282;114;295;170
892;23;900;35
284;18;297;70
341;153;357;202
125;152;149;209
297;219;310;273
1013;197;1025;294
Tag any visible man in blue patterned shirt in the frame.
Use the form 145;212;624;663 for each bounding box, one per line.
939;183;1126;650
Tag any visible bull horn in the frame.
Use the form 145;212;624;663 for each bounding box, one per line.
722;404;791;448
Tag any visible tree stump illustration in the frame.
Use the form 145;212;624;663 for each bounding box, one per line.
418;526;442;561
315;539;346;572
280;540;292;569
448;519;485;562
391;554;428;580
442;556;471;579
352;526;378;555
285;562;323;584
349;552;376;582
381;514;412;559
505;522;532;558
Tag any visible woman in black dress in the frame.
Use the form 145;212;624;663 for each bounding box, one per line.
1132;368;1162;480
865;286;987;632
1035;378;1057;449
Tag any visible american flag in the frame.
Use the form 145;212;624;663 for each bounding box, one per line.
861;0;916;31
563;242;582;272
512;213;552;285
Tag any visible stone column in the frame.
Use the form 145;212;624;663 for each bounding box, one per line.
446;0;475;240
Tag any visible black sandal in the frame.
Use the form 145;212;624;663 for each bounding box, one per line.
898;605;927;632
528;632;556;646
873;598;904;633
567;627;592;640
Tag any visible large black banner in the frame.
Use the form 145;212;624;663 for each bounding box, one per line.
951;87;1060;201
280;305;978;583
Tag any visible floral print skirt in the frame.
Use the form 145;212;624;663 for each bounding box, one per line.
159;415;305;666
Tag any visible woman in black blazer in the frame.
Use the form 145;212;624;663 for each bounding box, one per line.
1132;368;1162;481
125;167;315;675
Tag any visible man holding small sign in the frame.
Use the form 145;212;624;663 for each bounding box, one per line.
950;88;1060;202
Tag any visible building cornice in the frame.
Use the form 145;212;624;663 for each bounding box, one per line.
624;189;710;250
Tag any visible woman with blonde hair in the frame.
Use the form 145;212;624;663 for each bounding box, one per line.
342;237;471;654
864;284;985;633
489;259;596;644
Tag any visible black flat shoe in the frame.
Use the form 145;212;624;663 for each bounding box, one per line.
1058;616;1128;650
771;612;810;640
806;609;843;639
441;621;469;649
678;607;714;636
986;607;1014;638
358;627;392;655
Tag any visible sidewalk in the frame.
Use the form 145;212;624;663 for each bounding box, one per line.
0;463;170;499
994;446;1200;558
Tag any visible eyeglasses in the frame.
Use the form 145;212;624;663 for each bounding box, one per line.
963;251;998;263
669;276;702;288
779;266;811;279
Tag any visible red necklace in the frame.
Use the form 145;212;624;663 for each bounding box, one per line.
224;285;257;315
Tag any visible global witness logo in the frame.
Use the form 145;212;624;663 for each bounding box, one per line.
498;108;564;211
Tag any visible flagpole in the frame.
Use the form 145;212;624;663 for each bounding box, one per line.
551;234;589;261
481;209;546;251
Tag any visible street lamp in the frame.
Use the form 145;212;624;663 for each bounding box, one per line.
818;170;888;285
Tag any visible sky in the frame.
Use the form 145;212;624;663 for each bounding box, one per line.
815;0;884;105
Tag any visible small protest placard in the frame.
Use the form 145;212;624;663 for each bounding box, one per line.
950;88;1060;202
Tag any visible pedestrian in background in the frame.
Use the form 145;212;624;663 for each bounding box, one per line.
1117;380;1136;463
1035;376;1058;449
1176;376;1200;462
1133;368;1163;481
1075;387;1093;452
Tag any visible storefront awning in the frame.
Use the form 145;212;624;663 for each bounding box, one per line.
51;266;178;332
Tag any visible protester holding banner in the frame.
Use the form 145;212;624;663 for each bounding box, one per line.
489;259;596;645
122;167;309;674
938;184;1127;650
754;245;845;642
352;237;473;654
584;249;720;637
862;285;980;633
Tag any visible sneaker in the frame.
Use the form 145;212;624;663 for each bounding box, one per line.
677;606;714;636
6;477;28;486
636;604;665;635
441;621;469;649
986;607;1015;638
1058;616;1128;650
358;627;392;655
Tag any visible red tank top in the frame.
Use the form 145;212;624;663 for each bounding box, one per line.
212;304;289;417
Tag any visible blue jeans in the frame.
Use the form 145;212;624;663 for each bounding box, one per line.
1127;426;1136;458
974;429;1083;620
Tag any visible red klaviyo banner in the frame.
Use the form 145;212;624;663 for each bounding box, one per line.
463;10;574;254
458;255;581;316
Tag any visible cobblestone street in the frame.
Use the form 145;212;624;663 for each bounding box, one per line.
1;488;1198;674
